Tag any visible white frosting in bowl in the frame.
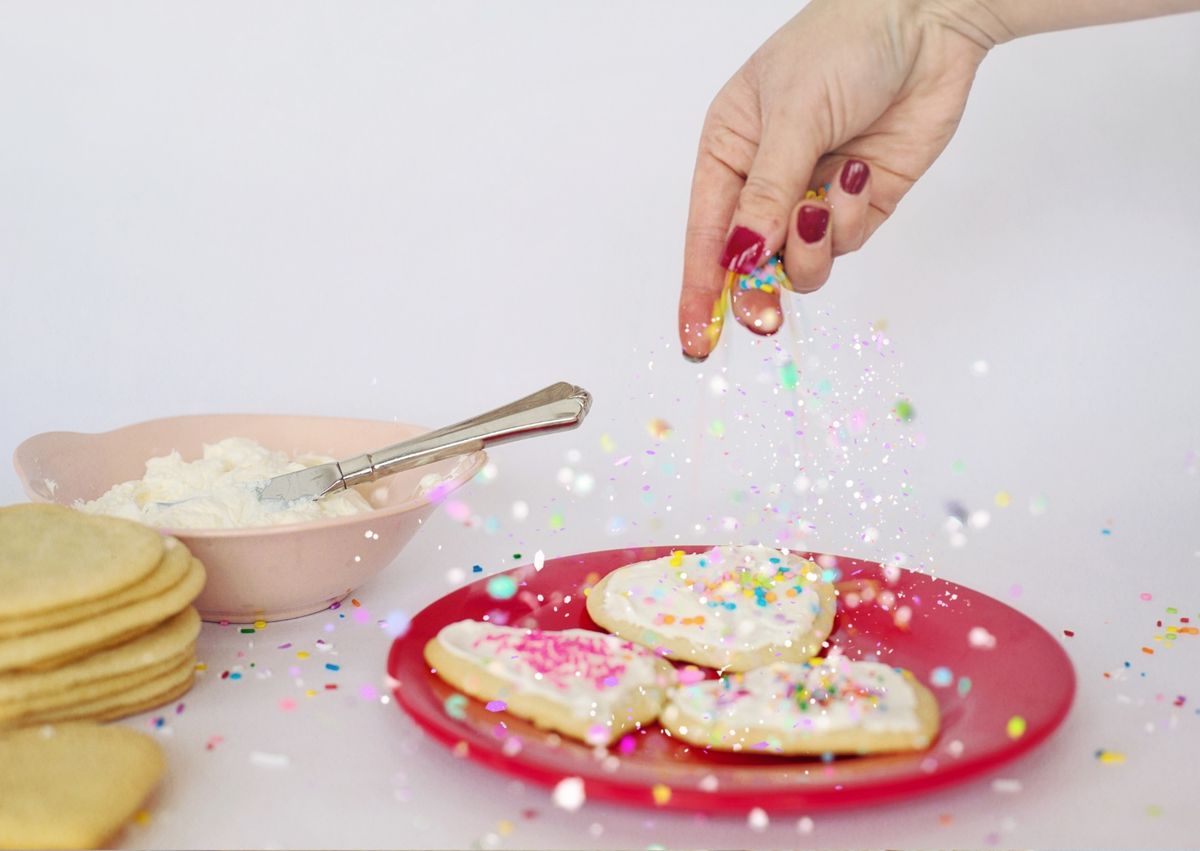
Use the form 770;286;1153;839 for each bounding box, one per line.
77;437;373;529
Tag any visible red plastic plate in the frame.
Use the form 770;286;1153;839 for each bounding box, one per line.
387;545;1075;812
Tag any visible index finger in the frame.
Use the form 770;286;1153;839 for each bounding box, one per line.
679;148;744;361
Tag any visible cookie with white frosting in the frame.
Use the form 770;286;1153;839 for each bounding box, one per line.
660;654;939;755
585;546;837;672
424;621;674;746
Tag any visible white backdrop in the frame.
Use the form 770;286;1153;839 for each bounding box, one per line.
3;2;1199;848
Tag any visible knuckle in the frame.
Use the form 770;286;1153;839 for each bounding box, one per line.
737;175;792;230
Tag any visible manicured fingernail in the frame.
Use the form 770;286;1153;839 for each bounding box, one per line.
682;349;709;363
720;226;766;274
840;159;869;195
796;205;829;244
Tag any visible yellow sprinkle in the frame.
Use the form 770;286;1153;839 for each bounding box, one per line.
497;820;514;837
305;689;317;698
652;784;672;806
296;651;310;659
599;433;615;453
194;662;207;672
254;620;267;629
669;550;685;568
1098;750;1126;764
1006;716;1027;739
994;491;1011;508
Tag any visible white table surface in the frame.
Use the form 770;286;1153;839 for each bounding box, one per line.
3;2;1199;848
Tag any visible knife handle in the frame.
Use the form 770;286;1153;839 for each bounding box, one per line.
336;382;592;489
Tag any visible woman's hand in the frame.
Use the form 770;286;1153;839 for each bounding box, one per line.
678;0;992;360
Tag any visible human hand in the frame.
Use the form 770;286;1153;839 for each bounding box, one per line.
678;0;992;360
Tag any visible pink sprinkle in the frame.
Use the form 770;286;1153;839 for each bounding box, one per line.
1140;593;1153;601
486;700;508;712
444;500;471;522
358;684;379;701
353;606;371;624
677;667;706;685
279;698;297;712
618;735;637;755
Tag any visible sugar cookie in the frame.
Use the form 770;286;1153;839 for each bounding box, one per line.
0;503;163;619
586;545;836;671
0;722;164;850
0;557;205;673
425;620;673;745
660;654;939;755
0;536;192;640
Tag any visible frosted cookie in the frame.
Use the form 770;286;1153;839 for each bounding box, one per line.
660;654;940;755
0;503;164;619
586;546;837;671
0;722;164;850
424;620;674;746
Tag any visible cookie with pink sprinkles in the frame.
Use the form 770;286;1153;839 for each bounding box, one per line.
424;621;674;746
585;545;837;672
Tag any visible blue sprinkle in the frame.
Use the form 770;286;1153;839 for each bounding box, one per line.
229;672;242;680
325;663;340;672
472;565;483;573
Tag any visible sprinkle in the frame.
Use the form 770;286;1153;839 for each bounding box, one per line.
487;575;518;600
549;512;565;530
279;697;297;711
205;735;223;750
957;676;973;696
325;663;340;672
651;784;672;806
384;610;411;638
748;807;770;831
1096;749;1126;764
617;735;636;755
968;626;997;649
296;651;309;660
780;361;799;390
250;751;290;769
444;694;468;720
485;700;508;712
585;724;609;745
534;550;545;572
646;419;673;439
708;420;725;438
552;777;586;811
1140;592;1153;601
472;565;483;573
239;628;255;634
994;491;1011;508
894;399;915;422
1006;716;1027;739
930;666;953;687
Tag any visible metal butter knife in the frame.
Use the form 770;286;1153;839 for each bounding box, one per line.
258;381;592;503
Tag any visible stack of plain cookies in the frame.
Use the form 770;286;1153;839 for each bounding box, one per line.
0;503;204;729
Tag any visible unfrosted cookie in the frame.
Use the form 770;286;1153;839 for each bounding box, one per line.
0;722;164;850
586;545;836;671
0;557;206;673
424;620;674;746
660;655;940;755
0;536;192;640
0;503;164;619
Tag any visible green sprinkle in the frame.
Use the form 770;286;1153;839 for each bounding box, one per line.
780;361;799;390
894;399;915;422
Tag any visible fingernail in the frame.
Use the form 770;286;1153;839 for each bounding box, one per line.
796;205;829;244
720;226;766;274
682;349;709;363
840;159;869;195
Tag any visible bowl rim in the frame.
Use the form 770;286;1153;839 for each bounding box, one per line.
13;412;488;539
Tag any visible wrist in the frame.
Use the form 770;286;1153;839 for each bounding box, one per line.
923;0;1200;45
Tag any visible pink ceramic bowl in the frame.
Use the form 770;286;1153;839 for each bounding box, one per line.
12;414;485;623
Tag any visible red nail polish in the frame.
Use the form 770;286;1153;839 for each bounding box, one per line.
796;205;829;244
720;226;766;274
840;159;869;195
